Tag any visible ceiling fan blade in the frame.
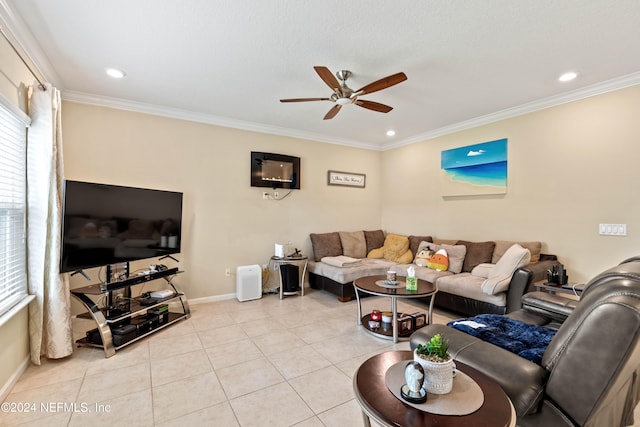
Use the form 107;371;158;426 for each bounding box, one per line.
323;104;341;120
280;98;331;102
355;100;393;113
314;66;341;92
356;72;407;95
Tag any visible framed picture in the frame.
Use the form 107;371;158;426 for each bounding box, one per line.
327;170;366;188
440;138;508;196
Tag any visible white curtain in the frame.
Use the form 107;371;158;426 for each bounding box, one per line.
26;83;73;365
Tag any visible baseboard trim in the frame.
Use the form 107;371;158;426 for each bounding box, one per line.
0;355;30;402
188;293;236;305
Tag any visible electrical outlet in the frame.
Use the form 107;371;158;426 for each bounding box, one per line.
262;192;269;200
225;268;231;277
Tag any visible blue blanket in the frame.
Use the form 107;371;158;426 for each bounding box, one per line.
447;314;557;364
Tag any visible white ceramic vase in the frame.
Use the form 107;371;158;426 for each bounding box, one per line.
413;349;455;394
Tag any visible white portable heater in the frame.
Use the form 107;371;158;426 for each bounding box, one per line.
236;265;262;302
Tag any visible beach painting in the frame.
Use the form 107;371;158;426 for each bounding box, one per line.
440;138;507;196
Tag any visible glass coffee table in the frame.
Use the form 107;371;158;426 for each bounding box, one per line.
353;275;437;343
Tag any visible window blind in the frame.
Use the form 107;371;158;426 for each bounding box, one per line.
0;100;28;318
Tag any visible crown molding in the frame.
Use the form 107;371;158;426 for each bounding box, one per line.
64;70;640;153
382;71;640;151
61;90;381;151
0;0;62;87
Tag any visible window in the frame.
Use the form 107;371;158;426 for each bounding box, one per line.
0;99;28;318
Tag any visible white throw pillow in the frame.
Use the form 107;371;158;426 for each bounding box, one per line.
481;244;531;295
471;263;495;279
415;241;467;274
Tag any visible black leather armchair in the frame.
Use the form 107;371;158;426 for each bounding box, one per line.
410;260;640;426
514;255;640;327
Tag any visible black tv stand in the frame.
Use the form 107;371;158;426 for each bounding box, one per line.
71;268;190;357
97;267;180;292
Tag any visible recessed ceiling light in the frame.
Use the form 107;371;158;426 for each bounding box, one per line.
386;130;396;137
558;71;578;82
105;68;126;79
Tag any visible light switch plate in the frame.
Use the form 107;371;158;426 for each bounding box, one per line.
599;223;627;236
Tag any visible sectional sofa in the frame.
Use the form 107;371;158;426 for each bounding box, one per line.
308;230;560;316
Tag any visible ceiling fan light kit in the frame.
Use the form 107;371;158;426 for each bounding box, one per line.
280;66;407;120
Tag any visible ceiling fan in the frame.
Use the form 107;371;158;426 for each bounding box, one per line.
280;66;407;120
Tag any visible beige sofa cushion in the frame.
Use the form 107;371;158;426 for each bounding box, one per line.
492;240;541;264
310;232;343;261
308;259;397;284
437;273;507;307
392;264;453;283
339;231;366;258
471;263;495;279
482;244;531;295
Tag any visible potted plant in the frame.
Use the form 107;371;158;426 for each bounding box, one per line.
414;333;456;394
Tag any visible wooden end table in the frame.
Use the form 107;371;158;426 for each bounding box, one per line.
353;275;437;343
353;350;516;427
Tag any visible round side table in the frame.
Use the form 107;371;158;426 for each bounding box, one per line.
353;350;516;427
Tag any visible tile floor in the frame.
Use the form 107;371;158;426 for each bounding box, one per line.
1;289;452;426
4;289;640;427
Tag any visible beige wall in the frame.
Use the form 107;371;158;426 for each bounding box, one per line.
64;84;640;297
381;84;640;283
0;36;30;111
0;309;30;393
0;35;33;398
62;102;383;300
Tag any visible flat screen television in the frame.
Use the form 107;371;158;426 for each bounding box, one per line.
60;180;183;273
251;151;300;189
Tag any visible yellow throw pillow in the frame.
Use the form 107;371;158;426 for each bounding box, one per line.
367;234;413;263
395;249;414;264
382;234;412;263
367;247;384;259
